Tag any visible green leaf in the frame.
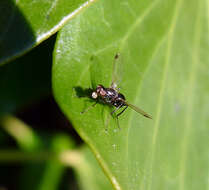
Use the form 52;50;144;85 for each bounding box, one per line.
70;146;114;190
53;0;209;189
0;0;88;65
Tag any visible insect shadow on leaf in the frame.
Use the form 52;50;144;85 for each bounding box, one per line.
73;86;109;111
73;86;93;98
73;86;117;130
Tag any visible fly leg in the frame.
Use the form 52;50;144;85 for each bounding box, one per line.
104;106;120;131
113;105;128;129
116;105;128;117
110;105;124;130
105;112;111;132
80;101;97;114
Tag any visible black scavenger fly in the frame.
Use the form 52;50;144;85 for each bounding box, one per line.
91;83;152;120
81;54;152;127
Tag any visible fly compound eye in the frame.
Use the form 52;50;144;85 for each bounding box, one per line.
92;92;98;99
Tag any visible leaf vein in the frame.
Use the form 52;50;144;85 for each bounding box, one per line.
145;0;183;189
179;1;202;189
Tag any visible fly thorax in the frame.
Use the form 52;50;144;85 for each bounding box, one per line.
104;89;117;103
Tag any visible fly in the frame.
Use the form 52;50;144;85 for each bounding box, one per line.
81;53;152;129
91;83;152;120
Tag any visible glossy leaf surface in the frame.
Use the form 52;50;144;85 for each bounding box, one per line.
0;0;88;65
53;0;209;189
67;146;114;190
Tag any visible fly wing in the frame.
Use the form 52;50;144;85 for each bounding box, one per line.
122;100;152;119
90;55;102;89
111;53;123;92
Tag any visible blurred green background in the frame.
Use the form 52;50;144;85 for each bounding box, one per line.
0;33;112;190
